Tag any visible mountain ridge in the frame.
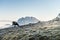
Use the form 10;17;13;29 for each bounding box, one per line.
17;16;39;26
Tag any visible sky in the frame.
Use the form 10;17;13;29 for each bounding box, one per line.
0;0;60;21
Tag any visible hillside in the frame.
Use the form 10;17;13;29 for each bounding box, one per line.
0;14;60;40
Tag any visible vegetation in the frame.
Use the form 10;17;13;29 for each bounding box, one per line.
0;21;60;40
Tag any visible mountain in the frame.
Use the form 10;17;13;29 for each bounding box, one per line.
47;13;60;25
17;17;39;26
53;13;60;21
57;13;60;18
1;14;60;40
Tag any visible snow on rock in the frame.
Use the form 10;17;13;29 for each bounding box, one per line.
17;17;39;26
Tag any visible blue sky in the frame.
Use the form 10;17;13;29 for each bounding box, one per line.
0;0;60;21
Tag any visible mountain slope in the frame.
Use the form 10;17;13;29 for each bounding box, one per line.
0;14;60;40
47;13;60;25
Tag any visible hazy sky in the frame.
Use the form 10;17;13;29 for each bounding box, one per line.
0;0;60;21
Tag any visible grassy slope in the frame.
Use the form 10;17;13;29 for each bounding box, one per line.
0;22;60;40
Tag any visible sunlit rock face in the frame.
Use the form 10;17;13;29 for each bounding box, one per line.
17;17;39;26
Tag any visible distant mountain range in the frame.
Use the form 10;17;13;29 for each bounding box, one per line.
1;13;60;28
17;17;39;26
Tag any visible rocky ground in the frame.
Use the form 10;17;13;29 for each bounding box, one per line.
0;22;60;40
0;14;60;40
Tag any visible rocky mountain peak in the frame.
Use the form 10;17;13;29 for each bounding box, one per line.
17;16;39;26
